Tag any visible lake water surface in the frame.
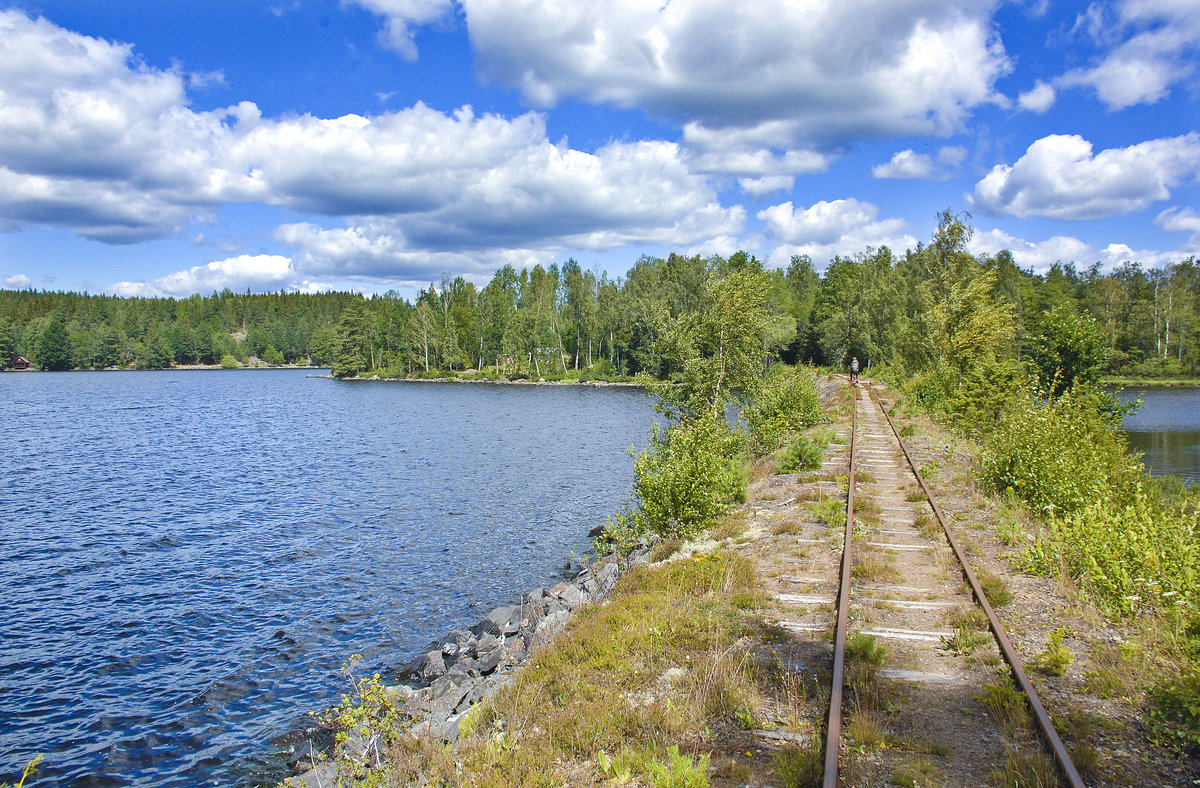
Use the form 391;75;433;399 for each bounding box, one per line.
1115;385;1200;482
0;371;654;786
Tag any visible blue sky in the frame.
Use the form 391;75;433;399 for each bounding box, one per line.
0;0;1196;298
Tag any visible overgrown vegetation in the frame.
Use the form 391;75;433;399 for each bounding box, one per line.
291;208;1200;783
878;213;1200;758
346;553;767;785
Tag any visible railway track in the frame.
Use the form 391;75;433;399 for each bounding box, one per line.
770;381;1084;786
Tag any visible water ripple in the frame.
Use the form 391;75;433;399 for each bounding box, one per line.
0;371;652;786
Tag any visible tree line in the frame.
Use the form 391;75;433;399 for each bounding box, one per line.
1;210;1196;378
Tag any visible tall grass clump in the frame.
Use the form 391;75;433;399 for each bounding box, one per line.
744;364;827;450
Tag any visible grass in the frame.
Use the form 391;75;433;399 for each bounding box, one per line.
975;678;1030;734
772;519;807;536
991;747;1058;787
913;512;939;539
891;757;941;786
851;554;901;582
975;568;1013;607
650;537;683;562
943;606;988;631
334;552;782;786
940;625;990;655
774;741;822;788
809;498;846;529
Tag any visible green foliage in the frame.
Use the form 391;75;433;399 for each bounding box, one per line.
975;680;1029;732
219;353;239;369
809;497;845;529
1032;628;1074;676
941;359;1030;433
261;344;286;365
651;266;775;420
774;741;823;788
316;654;410;757
36;319;72;370
594;506;647;556
631;412;747;539
1147;668;1200;753
1031;304;1109;396
981;389;1141;516
744;363;828;448
774;434;825;473
1023;483;1200;617
933;268;1016;383
940;624;990;656
134;331;173;369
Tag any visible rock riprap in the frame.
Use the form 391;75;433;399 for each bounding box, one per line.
289;549;641;785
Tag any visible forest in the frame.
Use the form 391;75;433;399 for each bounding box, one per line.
1;211;1197;380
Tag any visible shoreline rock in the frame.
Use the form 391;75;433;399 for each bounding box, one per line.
287;543;649;786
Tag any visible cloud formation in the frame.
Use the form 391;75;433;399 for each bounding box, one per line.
757;199;917;267
1060;0;1200;109
971;133;1200;220
0;8;742;285
972;227;1179;272
351;0;455;60
458;1;1011;155
108;254;316;298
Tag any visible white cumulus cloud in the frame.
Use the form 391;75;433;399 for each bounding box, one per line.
1157;206;1200;245
872;150;936;179
1059;0;1200;109
757;199;917;267
872;146;967;179
0;9;746;284
972;227;1178;272
971;133;1200;220
350;0;456;60
4;274;32;288
1018;80;1056;112
456;0;1010;153
108;254;309;298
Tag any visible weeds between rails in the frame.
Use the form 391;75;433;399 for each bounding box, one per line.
817;382;1084;788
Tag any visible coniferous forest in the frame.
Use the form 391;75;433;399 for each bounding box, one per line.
2;211;1197;380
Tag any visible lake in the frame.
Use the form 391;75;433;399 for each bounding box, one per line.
1115;385;1200;483
0;371;655;787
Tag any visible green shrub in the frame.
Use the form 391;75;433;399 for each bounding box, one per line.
981;389;1141;517
774;742;822;788
1032;628;1074;676
579;358;617;381
219;353;239;369
745;364;827;448
774;434;824;473
1024;484;1200;617
632;411;747;539
1148;668;1200;753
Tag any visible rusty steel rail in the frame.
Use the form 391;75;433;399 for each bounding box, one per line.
822;383;857;788
869;385;1085;788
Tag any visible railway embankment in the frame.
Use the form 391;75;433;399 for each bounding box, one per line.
286;377;1200;787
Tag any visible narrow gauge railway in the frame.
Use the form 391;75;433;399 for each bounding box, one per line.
774;382;1084;786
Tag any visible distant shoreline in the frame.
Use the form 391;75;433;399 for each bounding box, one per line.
326;373;642;387
1103;377;1200;388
